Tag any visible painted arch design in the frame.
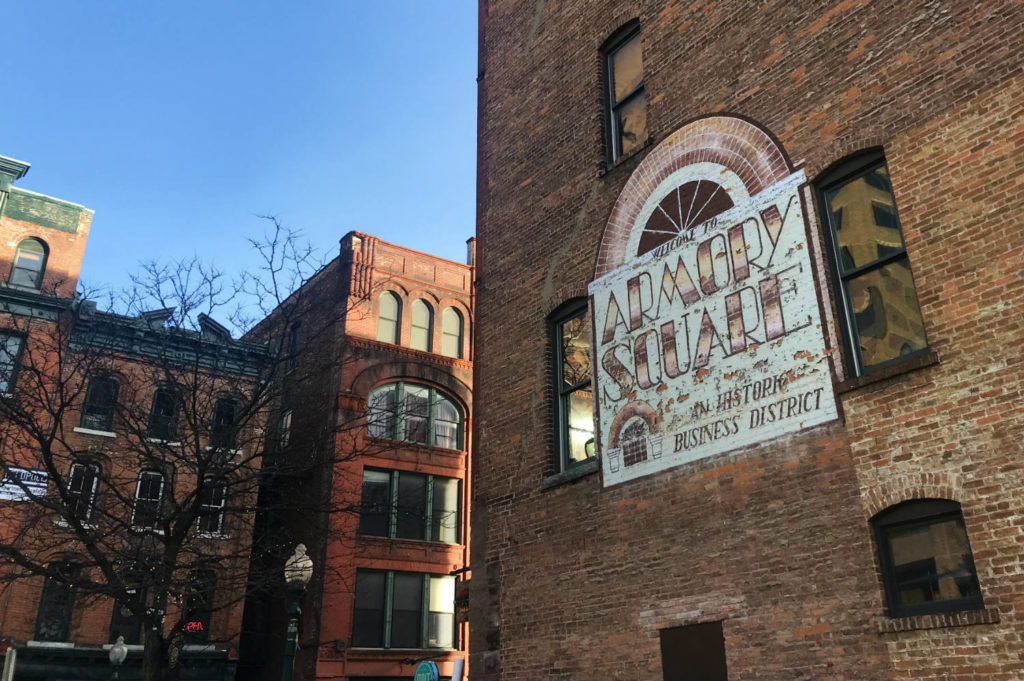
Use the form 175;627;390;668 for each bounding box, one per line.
594;115;793;278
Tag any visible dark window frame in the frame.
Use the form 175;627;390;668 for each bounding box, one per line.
551;299;594;473
147;387;179;441
816;150;930;377
66;461;101;524
603;21;645;163
197;478;227;536
0;332;25;395
210;397;239;449
351;569;456;650
872;499;984;618
131;470;164;531
366;382;464;451
9;237;48;289
358;467;462;544
81;376;119;432
34;562;78;642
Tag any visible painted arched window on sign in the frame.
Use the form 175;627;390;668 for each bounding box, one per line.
410;299;433;352
441;307;464;358
10;237;48;289
377;292;401;345
637;180;734;255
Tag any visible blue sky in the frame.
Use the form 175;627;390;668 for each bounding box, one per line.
3;2;477;297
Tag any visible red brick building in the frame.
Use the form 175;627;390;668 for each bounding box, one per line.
240;232;474;681
0;156;266;680
472;2;1024;680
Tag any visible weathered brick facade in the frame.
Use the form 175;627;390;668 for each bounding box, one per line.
472;1;1024;679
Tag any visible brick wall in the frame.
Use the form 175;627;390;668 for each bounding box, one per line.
473;1;1024;679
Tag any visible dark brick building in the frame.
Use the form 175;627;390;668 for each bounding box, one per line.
471;1;1024;680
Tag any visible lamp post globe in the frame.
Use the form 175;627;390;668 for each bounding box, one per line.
282;544;313;681
109;635;128;680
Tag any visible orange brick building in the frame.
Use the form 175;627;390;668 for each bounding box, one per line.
0;156;266;680
472;1;1024;680
240;233;474;681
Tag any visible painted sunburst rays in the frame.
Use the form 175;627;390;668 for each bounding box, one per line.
637;179;734;255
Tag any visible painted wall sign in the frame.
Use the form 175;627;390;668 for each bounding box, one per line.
589;116;839;486
0;466;48;501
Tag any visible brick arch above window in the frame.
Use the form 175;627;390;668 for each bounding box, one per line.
594;114;793;279
861;471;964;519
350;361;472;411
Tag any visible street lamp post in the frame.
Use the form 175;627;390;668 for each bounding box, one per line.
282;543;313;681
108;635;128;680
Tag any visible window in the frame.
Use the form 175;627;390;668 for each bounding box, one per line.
210;397;238;449
0;333;24;394
198;479;227;536
66;462;100;524
441;307;464;359
279;409;292;449
34;563;78;642
366;382;463;450
352;570;455;649
182;569;216;644
132;471;164;531
109;569;146;645
660;621;728;681
552;301;594;471
410;299;433;352
377;291;401;344
147;388;179;441
10;238;47;289
81;377;119;432
287;322;301;372
359;468;461;544
818;152;928;376
872;499;983;618
604;23;646;162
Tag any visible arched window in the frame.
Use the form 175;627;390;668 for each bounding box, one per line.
81;377;119;432
147;388;179;441
441;307;464;359
10;238;48;289
410;299;433;352
872;499;983;617
67;462;100;524
377;291;402;345
210;397;239;449
367;382;463;450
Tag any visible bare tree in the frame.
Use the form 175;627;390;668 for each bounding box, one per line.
0;222;386;680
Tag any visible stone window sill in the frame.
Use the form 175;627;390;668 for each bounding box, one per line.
73;426;116;438
876;607;1000;633
542;458;599;490
836;348;940;394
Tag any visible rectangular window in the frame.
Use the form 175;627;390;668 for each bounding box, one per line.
198;479;227;535
351;570;456;650
182;569;216;644
210;398;238;449
818;153;928;376
109;571;145;645
553;302;594;472
604;24;646;162
81;377;119;432
132;471;164;530
147;388;178;441
67;462;100;524
0;333;24;394
659;621;728;681
34;564;78;642
358;468;461;544
279;409;292;449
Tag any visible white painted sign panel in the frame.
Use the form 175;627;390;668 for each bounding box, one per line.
0;466;48;501
589;170;839;486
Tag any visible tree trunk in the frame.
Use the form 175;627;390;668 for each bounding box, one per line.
142;627;171;681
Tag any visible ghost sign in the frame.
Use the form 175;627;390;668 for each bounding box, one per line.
0;466;49;501
589;116;839;487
